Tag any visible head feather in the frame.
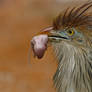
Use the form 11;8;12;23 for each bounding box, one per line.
53;2;92;30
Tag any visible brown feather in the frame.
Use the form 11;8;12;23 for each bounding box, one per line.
53;2;92;30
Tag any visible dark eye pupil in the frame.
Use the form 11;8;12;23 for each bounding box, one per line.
68;30;72;34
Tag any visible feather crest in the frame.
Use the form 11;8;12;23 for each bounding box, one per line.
53;2;92;30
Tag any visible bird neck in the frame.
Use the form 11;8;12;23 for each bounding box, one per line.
53;42;92;92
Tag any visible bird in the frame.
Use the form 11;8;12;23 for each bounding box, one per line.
31;2;92;92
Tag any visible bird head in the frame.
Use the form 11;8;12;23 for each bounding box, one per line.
37;2;92;50
31;2;92;59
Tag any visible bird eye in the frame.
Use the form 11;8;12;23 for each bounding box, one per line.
66;29;74;36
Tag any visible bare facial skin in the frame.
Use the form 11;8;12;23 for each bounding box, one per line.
31;35;48;59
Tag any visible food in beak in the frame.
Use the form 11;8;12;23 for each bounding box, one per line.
31;35;48;59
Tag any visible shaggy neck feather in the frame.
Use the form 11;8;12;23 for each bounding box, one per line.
52;41;92;92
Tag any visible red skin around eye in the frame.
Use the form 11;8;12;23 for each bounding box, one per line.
31;35;48;59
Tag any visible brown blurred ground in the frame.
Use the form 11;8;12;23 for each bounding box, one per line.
0;0;89;92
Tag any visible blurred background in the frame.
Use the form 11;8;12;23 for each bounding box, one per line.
0;0;89;92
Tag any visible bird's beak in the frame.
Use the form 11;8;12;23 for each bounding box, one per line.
36;27;60;39
37;27;68;41
36;26;54;36
36;26;61;42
